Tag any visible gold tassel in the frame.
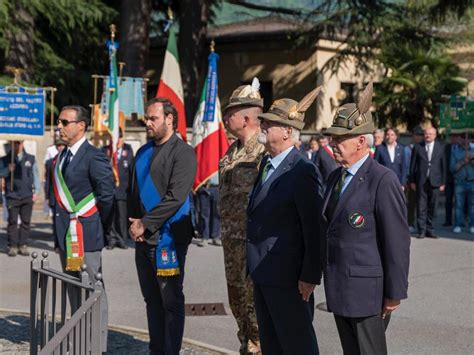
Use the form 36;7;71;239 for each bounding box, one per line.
66;257;83;271
156;268;180;277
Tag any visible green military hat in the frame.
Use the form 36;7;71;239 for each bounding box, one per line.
325;82;374;136
258;86;322;130
223;77;264;112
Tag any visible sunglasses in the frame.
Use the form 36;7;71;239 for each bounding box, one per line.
57;119;80;126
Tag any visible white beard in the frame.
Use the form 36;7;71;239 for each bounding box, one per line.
257;132;267;144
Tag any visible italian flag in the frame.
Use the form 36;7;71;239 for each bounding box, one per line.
108;40;120;184
156;25;187;141
192;79;229;191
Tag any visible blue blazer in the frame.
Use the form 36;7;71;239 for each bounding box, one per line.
374;142;407;185
321;158;410;318
54;140;115;252
246;147;324;287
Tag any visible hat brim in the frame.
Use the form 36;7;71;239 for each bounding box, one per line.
258;112;305;130
223;99;264;113
325;122;375;136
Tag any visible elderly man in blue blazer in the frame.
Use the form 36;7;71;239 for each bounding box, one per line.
322;83;410;355
247;87;324;355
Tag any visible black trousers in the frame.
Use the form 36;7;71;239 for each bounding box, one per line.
416;180;440;235
444;181;454;224
135;242;188;355
106;199;128;244
334;313;391;355
196;186;221;240
7;197;33;247
253;283;318;355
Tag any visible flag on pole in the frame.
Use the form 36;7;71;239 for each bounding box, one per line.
156;25;187;141
192;48;229;191
106;38;120;184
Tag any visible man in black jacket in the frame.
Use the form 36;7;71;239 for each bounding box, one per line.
409;127;446;239
102;128;134;249
128;98;197;354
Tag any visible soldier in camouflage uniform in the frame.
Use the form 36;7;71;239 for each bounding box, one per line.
219;79;265;354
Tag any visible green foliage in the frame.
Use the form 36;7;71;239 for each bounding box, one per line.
0;0;117;110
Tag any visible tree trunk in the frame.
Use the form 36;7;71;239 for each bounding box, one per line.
178;0;210;126
119;0;152;77
4;3;35;82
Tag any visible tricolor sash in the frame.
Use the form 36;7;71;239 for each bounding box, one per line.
53;156;98;271
135;141;190;277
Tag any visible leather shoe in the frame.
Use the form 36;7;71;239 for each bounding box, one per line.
116;242;128;249
442;222;452;227
106;244;115;250
416;233;425;239
426;233;439;239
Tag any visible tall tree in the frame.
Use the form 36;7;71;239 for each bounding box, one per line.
119;0;152;77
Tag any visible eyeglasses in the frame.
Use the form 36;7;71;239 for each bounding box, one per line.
57;119;80;126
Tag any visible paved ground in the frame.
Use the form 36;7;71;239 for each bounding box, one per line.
0;207;473;354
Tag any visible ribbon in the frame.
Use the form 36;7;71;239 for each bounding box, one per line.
135;142;190;277
203;52;219;123
52;155;97;271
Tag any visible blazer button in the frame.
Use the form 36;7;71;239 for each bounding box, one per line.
248;218;253;223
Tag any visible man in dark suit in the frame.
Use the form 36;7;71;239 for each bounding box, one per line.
128;98;197;355
322;83;410;355
55;105;115;352
102;128;134;249
409;126;446;239
247;88;324;355
312;136;339;184
375;128;407;186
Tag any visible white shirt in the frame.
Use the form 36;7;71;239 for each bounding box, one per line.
426;141;434;161
387;142;397;163
263;145;294;183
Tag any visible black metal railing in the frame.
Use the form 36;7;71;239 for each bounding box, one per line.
30;251;102;354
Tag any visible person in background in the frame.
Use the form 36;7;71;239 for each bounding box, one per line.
195;172;222;247
313;134;339;184
409;127;446;239
45;138;67;251
450;134;474;234
375;128;407;187
306;136;319;159
370;128;385;157
0;141;41;257
443;134;462;227
103;128;134;249
405;125;424;233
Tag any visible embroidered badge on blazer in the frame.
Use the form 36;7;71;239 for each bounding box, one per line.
349;212;365;228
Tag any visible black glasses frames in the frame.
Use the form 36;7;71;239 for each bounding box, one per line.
57;119;80;127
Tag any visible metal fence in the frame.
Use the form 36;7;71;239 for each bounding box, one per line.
30;251;103;355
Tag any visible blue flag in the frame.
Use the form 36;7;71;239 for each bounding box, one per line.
203;52;219;123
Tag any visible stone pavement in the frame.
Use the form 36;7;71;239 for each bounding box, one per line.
0;206;473;354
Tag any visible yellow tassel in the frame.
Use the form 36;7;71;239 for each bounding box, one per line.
66;257;83;271
157;268;180;277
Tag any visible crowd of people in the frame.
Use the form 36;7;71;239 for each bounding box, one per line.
0;78;472;355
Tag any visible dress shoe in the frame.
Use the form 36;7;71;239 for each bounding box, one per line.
8;247;18;257
106;244;115;250
416;233;425;239
18;245;30;256
426;233;439;239
115;242;128;249
442;222;452;227
210;239;222;246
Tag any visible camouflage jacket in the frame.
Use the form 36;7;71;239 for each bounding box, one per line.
219;133;265;240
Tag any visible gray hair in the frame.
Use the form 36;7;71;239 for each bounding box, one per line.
363;134;374;148
290;127;301;143
374;129;384;136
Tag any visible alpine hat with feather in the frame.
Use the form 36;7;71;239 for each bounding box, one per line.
325;82;374;136
223;77;264;112
258;86;322;130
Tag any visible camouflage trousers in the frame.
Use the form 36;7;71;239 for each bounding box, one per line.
222;238;261;355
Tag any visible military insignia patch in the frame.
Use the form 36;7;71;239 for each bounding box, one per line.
349;212;365;228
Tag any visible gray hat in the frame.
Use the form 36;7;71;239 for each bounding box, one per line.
325;82;375;136
223;78;264;112
258;87;322;130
